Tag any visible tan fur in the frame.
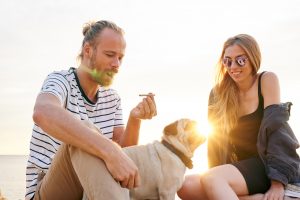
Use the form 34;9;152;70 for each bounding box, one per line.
83;118;206;200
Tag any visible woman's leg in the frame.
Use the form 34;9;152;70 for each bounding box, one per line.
178;157;270;200
201;164;248;200
239;194;264;200
177;173;264;200
177;174;208;200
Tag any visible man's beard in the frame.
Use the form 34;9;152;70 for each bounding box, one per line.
89;56;116;87
90;68;115;87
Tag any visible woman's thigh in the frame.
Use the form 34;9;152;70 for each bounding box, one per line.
232;157;270;194
203;164;249;196
178;164;248;200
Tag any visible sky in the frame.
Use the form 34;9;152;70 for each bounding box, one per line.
0;0;300;171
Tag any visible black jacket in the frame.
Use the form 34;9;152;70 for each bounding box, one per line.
208;102;300;185
257;102;300;185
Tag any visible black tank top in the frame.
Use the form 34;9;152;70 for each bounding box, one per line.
228;72;265;162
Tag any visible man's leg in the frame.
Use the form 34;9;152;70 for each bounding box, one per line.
69;145;129;200
34;144;83;200
35;144;128;200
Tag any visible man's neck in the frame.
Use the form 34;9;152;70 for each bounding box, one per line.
76;65;100;103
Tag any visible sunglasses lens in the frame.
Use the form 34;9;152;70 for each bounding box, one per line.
236;56;247;67
223;58;232;67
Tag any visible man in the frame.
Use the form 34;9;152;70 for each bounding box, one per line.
25;20;157;200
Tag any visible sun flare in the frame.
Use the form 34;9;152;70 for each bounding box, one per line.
185;119;214;175
195;120;213;138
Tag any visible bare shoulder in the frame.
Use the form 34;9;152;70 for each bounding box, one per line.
260;71;279;82
260;71;280;107
261;71;280;89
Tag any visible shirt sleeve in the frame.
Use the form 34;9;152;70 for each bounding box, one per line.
39;72;69;107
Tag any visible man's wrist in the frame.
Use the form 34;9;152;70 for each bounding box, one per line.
128;110;142;121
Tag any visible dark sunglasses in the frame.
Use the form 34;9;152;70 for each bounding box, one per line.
222;55;248;68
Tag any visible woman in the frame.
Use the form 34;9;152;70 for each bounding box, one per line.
177;34;299;200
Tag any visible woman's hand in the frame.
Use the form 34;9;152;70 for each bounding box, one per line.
263;180;284;200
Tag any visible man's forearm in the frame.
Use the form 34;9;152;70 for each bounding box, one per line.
33;95;117;161
120;116;141;147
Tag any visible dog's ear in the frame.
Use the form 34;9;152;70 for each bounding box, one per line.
163;120;178;135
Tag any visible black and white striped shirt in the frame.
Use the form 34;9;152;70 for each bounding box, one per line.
25;68;124;199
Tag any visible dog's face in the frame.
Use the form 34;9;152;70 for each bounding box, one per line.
163;118;206;155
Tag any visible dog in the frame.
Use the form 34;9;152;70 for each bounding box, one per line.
83;118;206;200
124;118;206;200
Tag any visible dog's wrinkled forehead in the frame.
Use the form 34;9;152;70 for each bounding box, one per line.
163;118;198;136
177;119;197;134
177;119;189;133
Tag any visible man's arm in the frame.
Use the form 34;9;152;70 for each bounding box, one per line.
33;93;140;189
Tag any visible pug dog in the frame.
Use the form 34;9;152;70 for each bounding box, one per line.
124;118;206;200
83;118;206;200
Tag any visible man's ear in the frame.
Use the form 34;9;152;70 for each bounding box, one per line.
163;120;178;135
83;42;93;59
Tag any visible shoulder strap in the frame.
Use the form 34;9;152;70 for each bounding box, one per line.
258;71;266;107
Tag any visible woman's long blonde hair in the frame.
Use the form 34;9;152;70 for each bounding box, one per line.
208;34;261;135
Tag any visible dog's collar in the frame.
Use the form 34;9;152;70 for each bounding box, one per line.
161;140;193;169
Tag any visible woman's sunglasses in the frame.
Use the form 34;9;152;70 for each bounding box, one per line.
222;55;248;68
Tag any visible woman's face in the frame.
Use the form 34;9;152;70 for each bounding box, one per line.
223;44;254;83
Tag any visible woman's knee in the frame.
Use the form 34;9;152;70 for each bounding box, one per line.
201;164;247;194
177;174;203;200
201;165;231;187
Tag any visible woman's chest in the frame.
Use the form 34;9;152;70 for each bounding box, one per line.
238;88;259;117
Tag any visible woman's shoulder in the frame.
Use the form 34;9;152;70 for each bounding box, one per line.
259;71;279;83
260;71;281;106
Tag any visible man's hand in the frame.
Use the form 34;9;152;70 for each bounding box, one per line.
82;119;140;189
263;180;284;200
130;93;157;120
104;143;140;189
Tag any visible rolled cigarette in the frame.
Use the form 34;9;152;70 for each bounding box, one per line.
139;94;155;97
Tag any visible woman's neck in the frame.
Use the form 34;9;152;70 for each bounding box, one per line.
237;74;257;94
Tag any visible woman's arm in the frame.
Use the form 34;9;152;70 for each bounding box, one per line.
260;72;285;200
260;71;281;107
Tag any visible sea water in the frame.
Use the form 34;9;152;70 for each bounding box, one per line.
0;155;27;200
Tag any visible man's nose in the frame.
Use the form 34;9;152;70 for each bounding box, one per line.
111;58;121;72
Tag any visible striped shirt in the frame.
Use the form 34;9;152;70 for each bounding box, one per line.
25;67;124;199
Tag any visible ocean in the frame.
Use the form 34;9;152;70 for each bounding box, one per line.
0;155;27;200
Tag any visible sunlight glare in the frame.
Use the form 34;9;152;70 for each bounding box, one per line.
196;120;213;139
185;119;213;175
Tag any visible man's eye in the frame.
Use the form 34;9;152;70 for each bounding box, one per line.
106;54;114;57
